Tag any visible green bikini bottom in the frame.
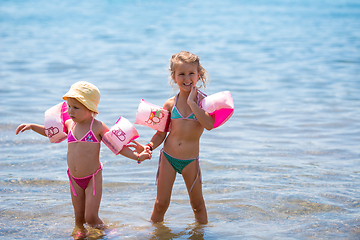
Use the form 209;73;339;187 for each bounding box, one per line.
163;150;197;174
156;149;202;192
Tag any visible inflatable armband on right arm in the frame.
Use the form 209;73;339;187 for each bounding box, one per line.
134;99;171;132
102;117;140;155
200;91;234;129
44;102;70;143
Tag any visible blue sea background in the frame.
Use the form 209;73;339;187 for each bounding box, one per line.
1;0;360;239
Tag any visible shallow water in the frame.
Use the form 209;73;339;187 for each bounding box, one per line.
1;0;360;239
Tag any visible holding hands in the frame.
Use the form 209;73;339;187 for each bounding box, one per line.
128;140;152;164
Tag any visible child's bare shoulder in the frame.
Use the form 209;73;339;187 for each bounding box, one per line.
163;96;176;112
93;118;109;136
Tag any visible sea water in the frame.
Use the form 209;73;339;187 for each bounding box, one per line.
1;0;359;239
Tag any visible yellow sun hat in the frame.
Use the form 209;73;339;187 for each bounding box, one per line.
63;81;100;114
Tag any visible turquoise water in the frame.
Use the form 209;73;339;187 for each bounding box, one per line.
1;0;360;239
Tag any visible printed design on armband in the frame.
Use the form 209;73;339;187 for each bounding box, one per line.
146;109;164;126
112;127;126;142
45;126;60;138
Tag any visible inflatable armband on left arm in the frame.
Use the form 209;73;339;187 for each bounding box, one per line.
134;99;171;132
44;102;70;143
200;91;234;129
102;117;139;155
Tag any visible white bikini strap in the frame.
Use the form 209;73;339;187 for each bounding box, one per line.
189;158;201;192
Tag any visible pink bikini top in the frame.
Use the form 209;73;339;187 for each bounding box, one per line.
68;118;100;143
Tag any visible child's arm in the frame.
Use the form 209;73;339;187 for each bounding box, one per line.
146;98;173;150
98;120;151;162
15;124;47;136
147;131;167;151
127;140;148;154
119;146;151;163
188;87;215;130
63;119;73;134
128;126;168;153
188;102;214;130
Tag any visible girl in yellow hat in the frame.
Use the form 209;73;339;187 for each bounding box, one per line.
16;81;151;237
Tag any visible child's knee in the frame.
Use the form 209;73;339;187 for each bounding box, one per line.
190;199;205;212
154;198;170;212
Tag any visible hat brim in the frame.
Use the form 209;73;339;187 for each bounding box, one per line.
63;92;99;114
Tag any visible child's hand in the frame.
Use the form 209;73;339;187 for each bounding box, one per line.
187;86;198;105
128;140;146;153
15;123;46;136
137;149;152;164
15;124;32;135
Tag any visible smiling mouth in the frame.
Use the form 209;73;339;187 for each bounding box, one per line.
184;83;192;86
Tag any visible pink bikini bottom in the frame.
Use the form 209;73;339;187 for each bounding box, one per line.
67;163;103;197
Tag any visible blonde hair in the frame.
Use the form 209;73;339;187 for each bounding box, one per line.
169;51;209;89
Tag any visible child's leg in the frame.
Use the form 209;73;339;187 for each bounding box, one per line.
69;178;86;230
182;161;208;224
84;171;104;228
150;153;177;223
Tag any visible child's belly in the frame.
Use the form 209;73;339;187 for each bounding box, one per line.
67;143;101;178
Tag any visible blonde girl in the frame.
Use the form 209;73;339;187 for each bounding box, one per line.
144;51;214;224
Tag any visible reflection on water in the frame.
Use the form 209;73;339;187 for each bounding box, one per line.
150;223;206;240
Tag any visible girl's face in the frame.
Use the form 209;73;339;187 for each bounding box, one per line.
172;62;200;92
67;97;93;123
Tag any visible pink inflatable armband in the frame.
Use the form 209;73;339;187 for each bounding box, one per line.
200;91;234;129
134;99;171;132
102;117;139;155
44;102;70;143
